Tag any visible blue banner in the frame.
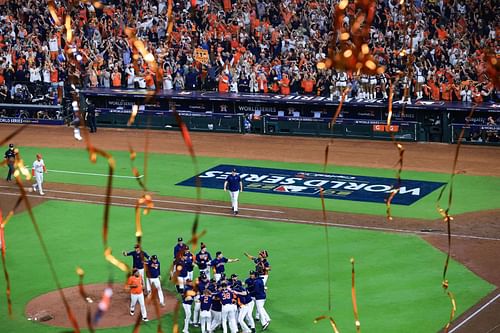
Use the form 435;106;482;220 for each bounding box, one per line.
177;165;445;205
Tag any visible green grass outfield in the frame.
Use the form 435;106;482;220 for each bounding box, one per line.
0;201;495;333
10;146;500;220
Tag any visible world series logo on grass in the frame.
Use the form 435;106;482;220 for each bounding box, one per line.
177;165;445;205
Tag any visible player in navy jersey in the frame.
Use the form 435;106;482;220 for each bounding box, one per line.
175;251;190;293
210;287;223;332
245;250;271;288
224;168;243;215
199;289;213;333
195;243;212;278
174;237;186;259
233;284;256;333
123;244;150;289
193;272;210;327
248;271;271;330
211;251;239;282
230;273;242;289
146;255;165;306
218;282;238;333
182;279;195;333
185;247;195;281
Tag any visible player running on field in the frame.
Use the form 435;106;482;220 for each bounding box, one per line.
146;254;165;306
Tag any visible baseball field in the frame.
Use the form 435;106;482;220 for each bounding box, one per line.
0;124;499;333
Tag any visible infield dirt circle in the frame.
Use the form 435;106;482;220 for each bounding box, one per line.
25;283;177;328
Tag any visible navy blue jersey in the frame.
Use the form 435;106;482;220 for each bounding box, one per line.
225;174;241;192
185;253;194;272
252;277;266;300
126;251;149;269
244;277;255;296
254;258;270;275
237;290;253;305
177;259;188;278
197;278;210;294
200;294;213;311
218;290;234;305
211;297;222;312
174;243;185;258
147;259;161;278
195;251;212;270
211;257;229;273
183;285;194;305
230;280;242;289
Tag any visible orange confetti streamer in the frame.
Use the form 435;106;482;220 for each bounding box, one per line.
443;291;457;333
128;105;139;126
314;315;341;333
0;210;12;317
351;258;361;333
65;15;73;43
104;247;129;272
76;267;95;332
324;88;350;171
47;0;62;26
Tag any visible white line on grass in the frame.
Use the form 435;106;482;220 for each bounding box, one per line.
448;293;500;333
0;185;284;214
49;169;144;179
0;190;498;241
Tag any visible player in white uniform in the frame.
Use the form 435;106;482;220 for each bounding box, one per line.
32;154;47;195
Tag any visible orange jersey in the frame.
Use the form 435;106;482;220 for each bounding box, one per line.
127;275;143;294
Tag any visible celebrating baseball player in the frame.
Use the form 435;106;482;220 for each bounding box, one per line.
218;282;238;333
146;254;165;306
4;143;16;182
211;251;239;282
224;168;243;215
31;154;47;195
127;268;148;322
247;270;271;330
244;250;271;287
199;289;213;333
195;243;212;279
123;244;150;289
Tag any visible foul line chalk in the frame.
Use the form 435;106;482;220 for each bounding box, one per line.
448;293;500;333
49;169;144;179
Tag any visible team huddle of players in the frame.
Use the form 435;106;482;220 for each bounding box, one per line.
123;237;271;332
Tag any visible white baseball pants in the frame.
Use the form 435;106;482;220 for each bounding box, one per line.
238;301;255;333
193;296;200;324
229;190;239;212
183;303;192;333
262;275;269;286
130;293;147;318
34;172;44;194
255;299;270;326
200;310;211;333
214;273;222;282
210;310;222;332
147;277;164;305
221;304;238;333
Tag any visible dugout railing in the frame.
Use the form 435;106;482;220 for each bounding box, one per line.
0;103;64;125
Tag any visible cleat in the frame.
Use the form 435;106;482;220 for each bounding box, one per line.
142;317;148;322
130;311;134;316
40;192;45;196
32;184;37;192
262;321;270;330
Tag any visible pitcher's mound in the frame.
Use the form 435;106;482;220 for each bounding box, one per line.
25;283;177;328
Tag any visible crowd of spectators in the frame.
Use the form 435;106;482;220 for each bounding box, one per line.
0;0;498;106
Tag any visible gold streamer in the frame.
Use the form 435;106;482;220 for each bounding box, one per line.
351;258;361;333
0;210;12;317
76;267;94;332
314;315;341;333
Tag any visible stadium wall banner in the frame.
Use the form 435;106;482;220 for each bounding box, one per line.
177;164;445;205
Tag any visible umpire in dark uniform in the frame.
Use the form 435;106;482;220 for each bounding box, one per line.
85;98;97;133
4;143;16;181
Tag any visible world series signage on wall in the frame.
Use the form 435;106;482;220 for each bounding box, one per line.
177;165;445;205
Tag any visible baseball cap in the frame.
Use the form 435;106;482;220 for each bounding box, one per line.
132;268;138;273
152;255;158;260
178;237;183;242
249;270;256;275
231;274;238;279
9;143;14;148
216;251;222;256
